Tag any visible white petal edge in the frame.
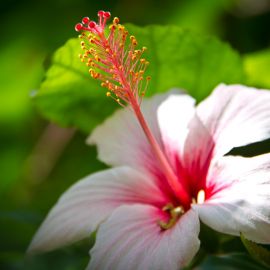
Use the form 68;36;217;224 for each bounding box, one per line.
88;204;200;270
28;167;167;254
193;154;270;244
196;84;270;157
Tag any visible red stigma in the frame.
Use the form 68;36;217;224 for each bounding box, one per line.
82;17;90;24
89;21;96;29
75;10;111;33
98;10;104;17
75;23;83;32
104;12;111;18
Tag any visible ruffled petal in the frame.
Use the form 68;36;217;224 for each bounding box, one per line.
193;154;270;244
28;167;167;253
196;84;270;157
88;204;200;270
88;90;184;174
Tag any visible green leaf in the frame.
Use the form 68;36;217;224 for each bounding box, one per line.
127;24;245;100
240;233;270;267
195;253;268;270
33;38;117;133
244;49;270;89
34;25;245;132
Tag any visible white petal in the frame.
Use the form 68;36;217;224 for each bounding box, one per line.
193;154;270;244
28;167;167;253
197;84;270;156
157;93;196;162
88;204;200;270
88;90;184;173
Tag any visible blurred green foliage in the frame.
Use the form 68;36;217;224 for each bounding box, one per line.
0;0;270;269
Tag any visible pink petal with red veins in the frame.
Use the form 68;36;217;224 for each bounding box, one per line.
181;114;215;195
87;90;184;176
157;94;215;196
193;154;270;244
88;204;200;270
28;167;167;254
197;84;270;157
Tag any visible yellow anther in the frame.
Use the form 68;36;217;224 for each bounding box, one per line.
79;54;83;58
197;189;205;204
80;41;85;46
132;40;138;46
113;17;120;24
108;83;113;90
140;59;146;64
95;55;100;61
105;48;110;53
130;35;135;40
158;203;185;230
87;62;95;67
118;25;125;31
106;92;111;97
109;24;116;30
146;76;151;81
142;46;147;52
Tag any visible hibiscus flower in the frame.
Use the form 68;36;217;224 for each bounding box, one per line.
28;11;270;270
28;83;270;269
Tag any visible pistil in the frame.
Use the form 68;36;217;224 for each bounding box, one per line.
75;11;191;207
